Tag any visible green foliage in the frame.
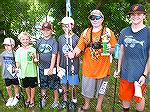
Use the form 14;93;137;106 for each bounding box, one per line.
0;0;149;44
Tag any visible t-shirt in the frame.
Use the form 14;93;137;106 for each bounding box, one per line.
58;33;80;75
0;51;16;79
15;46;37;79
118;26;150;83
77;27;117;78
36;37;58;69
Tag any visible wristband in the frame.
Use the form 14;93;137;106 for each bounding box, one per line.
142;74;147;79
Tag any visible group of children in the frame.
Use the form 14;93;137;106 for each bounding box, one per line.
0;16;79;109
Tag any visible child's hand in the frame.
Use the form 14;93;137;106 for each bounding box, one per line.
114;70;120;78
138;75;146;86
47;68;53;76
30;53;35;59
68;51;74;59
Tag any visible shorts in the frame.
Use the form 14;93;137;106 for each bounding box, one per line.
82;75;108;98
119;79;147;103
61;74;79;85
22;77;38;88
5;78;19;86
39;68;60;90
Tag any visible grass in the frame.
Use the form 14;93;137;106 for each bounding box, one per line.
0;48;150;112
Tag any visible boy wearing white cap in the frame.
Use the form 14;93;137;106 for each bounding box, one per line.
0;38;19;107
57;16;80;108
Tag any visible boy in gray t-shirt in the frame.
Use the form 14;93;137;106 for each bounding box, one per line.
0;38;19;107
57;17;80;108
36;22;59;109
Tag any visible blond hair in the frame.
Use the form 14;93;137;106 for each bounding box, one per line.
18;32;31;40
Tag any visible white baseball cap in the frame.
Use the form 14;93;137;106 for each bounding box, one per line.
3;38;15;46
61;17;74;24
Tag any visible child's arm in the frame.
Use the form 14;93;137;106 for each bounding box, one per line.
47;54;57;76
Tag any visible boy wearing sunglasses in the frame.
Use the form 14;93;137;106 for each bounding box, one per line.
68;10;117;111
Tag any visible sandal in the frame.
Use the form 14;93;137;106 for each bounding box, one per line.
78;106;89;112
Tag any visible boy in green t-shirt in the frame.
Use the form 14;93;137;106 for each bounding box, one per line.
15;32;38;108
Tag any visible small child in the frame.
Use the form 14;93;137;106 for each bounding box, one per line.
15;32;38;107
0;38;19;107
36;22;59;109
57;17;80;108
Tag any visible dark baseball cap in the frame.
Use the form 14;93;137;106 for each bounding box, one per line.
41;22;52;30
128;4;146;14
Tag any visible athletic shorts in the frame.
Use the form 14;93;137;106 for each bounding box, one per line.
119;79;147;103
61;74;79;85
22;77;38;88
5;78;19;86
82;75;108;98
39;68;60;90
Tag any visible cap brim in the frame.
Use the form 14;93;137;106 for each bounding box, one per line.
40;28;51;30
128;11;146;14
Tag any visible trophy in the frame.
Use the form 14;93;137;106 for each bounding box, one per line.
101;34;110;56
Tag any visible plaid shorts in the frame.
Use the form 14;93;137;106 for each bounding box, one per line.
39;68;60;90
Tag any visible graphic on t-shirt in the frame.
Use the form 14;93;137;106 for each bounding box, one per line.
39;44;52;53
124;37;144;48
62;44;73;54
3;56;15;74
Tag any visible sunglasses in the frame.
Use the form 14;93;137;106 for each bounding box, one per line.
89;15;102;20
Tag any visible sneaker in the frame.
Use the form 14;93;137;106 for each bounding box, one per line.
29;103;34;108
40;98;46;108
72;98;77;104
10;97;19;106
6;97;14;106
51;101;59;108
61;101;67;109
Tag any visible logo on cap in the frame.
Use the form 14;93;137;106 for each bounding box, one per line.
133;6;139;11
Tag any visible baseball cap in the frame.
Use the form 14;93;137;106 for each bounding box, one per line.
3;38;15;46
88;10;104;19
128;4;146;14
61;17;74;25
41;22;52;30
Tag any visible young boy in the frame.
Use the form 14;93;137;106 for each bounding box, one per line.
114;4;150;112
36;22;59;109
15;32;38;108
57;17;80;108
0;38;19;107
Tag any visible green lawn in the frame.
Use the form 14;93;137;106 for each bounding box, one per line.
0;48;150;112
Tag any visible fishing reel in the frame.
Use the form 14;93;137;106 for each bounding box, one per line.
92;41;102;49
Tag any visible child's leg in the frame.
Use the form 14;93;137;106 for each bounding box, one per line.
71;85;78;100
6;85;12;98
25;87;31;102
30;87;36;104
54;89;59;102
62;84;67;101
13;85;19;97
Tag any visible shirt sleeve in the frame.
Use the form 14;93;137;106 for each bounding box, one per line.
109;30;117;47
52;39;58;54
118;30;124;45
15;48;20;63
76;32;86;51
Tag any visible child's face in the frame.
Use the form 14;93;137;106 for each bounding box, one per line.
41;29;52;38
130;13;145;25
62;23;73;35
4;44;13;51
20;35;30;47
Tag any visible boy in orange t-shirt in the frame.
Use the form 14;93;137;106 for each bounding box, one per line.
68;10;117;111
